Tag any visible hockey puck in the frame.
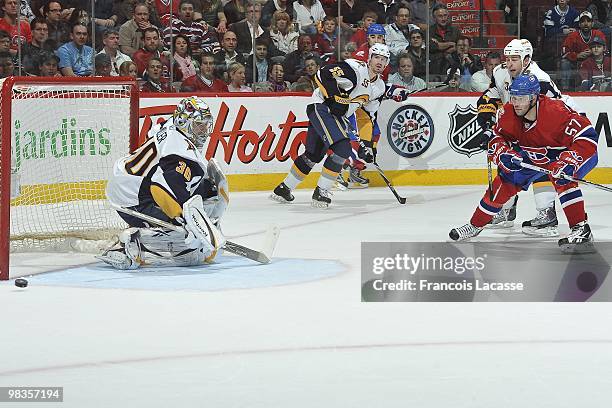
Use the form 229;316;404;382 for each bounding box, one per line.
15;278;28;288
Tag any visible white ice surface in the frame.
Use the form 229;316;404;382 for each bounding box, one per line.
2;185;612;407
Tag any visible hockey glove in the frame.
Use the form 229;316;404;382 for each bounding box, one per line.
326;92;351;117
385;85;409;102
488;138;522;173
550;150;583;185
474;129;493;151
357;140;374;163
476;96;502;129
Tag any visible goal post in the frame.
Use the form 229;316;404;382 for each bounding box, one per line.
0;77;140;280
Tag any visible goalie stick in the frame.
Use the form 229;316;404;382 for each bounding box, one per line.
372;162;425;205
112;205;280;264
516;160;612;193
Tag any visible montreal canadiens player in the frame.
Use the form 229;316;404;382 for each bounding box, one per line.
270;43;407;208
99;96;228;269
452;74;598;253
477;38;582;236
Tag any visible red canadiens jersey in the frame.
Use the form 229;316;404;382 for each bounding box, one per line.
493;96;598;166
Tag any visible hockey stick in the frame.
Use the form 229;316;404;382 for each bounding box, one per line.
371;162;425;205
112;205;279;264
517;161;612;193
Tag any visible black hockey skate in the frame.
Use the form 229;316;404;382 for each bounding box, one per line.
312;186;333;208
270;182;295;203
558;221;595;254
449;223;484;241
487;196;517;228
522;205;559;237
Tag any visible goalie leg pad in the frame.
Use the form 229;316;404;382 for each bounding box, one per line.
205;158;230;222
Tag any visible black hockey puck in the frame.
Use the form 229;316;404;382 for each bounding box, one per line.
15;278;28;288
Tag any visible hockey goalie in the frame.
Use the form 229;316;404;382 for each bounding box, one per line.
99;96;228;269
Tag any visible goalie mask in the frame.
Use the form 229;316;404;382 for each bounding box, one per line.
173;96;214;149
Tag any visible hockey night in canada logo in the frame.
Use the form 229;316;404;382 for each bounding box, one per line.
447;104;488;157
386;104;434;158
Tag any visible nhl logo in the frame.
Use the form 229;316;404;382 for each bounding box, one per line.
447;104;487;157
386;104;434;158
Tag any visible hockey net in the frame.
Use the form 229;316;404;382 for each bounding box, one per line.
0;77;139;280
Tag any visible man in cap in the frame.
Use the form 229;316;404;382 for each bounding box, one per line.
579;36;611;90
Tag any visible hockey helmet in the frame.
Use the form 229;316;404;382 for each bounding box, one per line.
367;24;386;36
173;96;214;149
368;43;390;67
504;39;533;62
509;74;540;96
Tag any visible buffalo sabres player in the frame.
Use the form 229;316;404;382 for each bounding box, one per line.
477;38;581;236
270;43;404;208
99;96;228;269
451;75;598;253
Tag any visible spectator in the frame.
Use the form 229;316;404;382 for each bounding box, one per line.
405;0;432;31
587;0;612;34
223;0;247;25
293;0;326;35
153;0;180;26
201;0;228;34
261;0;294;30
132;27;170;79
97;27;132;76
227;62;253;92
429;4;459;77
385;5;419;61
293;54;318;88
0;0;32;55
330;0;367;36
163;0;220;56
283;34;319;82
119;59;138;79
349;10;378;47
543;0;580;38
370;0;400;25
140;57;171;92
352;23;390;80
57;23;94;76
119;2;153;57
37;51;60;76
181;51;229;91
579;36;611;90
172;33;198;81
92;0;119;34
266;61;291;91
214;30;246;75
439;67;463;92
245;37;270;83
0;49;13;77
95;53;113;76
449;35;483;86
406;28;426;79
339;41;357;61
560;11;606;90
228;1;272;55
43;1;70;46
470;50;501;92
270;10;299;55
313;15;339;62
21;17;47;75
114;0;161;28
387;53;426;91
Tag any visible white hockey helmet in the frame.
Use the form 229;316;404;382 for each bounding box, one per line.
173;96;214;149
504;39;533;62
368;43;390;67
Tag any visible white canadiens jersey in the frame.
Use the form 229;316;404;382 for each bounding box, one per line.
106;118;209;209
312;58;386;118
485;60;582;112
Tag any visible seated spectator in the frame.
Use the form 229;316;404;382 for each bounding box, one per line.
227;61;253;92
223;0;248;26
587;0;612;35
163;0;220;56
172;33;198;81
43;1;70;46
406;0;431;32
119;60;138;79
543;0;579;38
228;1;273;56
313;16;339;63
579;36;611;90
0;50;14;77
132;27;170;79
97;27;132;77
439;67;464;92
429;4;459;77
0;0;32;56
270;10;299;55
560;11;606;91
352;24;389;80
37;52;61;77
214;30;246;76
181;52;229;92
21;17;48;76
407;29;426;79
153;0;180;26
370;0;400;25
387;53;426;91
339;41;357;61
449;35;483;88
140;57;171;92
261;0;294;30
330;0;368;36
57;24;94;76
200;0;229;34
349;10;378;48
293;54;318;88
266;61;291;91
470;51;501;92
385;5;419;62
293;0;326;35
119;2;154;57
283;34;319;82
245;37;270;83
95;53;113;76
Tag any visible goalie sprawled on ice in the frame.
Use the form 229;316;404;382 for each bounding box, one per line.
99;96;228;269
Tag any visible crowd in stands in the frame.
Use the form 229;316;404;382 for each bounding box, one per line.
0;0;610;94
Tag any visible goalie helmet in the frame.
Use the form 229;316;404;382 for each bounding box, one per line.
504;39;533;63
173;96;214;149
368;43;390;67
